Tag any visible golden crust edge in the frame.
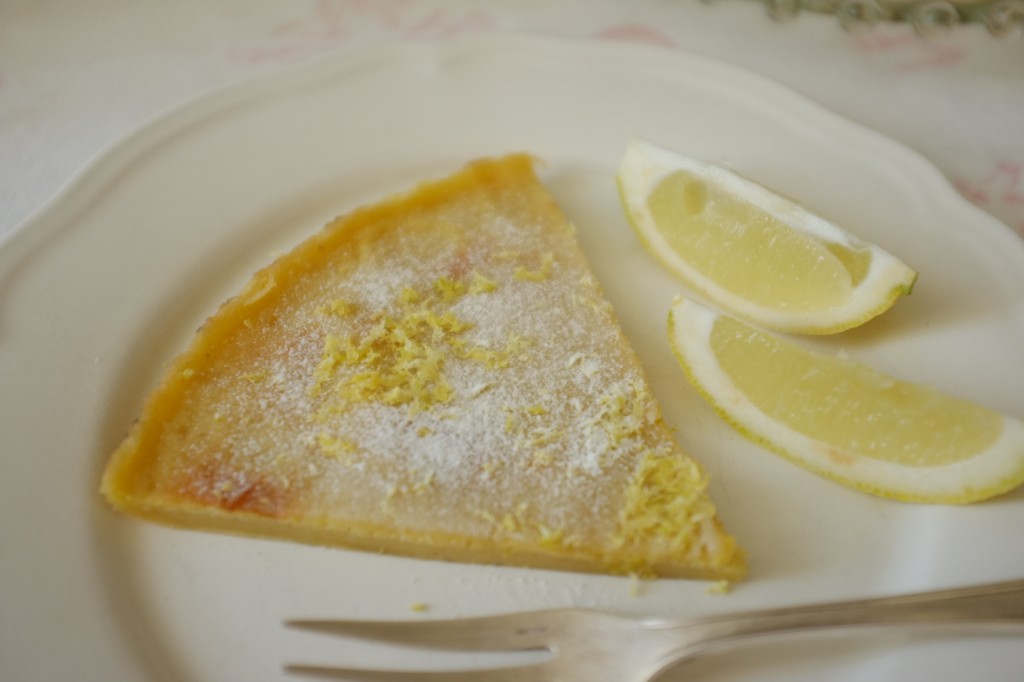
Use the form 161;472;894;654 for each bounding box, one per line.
101;487;746;581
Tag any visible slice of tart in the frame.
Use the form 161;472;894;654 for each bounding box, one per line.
101;155;745;580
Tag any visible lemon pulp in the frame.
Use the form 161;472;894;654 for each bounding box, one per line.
710;316;1001;467
648;170;872;312
669;297;1024;503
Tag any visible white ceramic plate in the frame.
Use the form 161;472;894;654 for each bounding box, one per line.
2;35;1023;682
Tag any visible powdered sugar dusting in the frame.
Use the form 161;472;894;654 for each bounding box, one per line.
160;162;680;553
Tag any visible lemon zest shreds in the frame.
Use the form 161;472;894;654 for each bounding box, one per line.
594;381;656;449
309;270;514;415
515;251;555;282
320;298;356;317
707;580;732;595
242;271;277;305
434;276;465;302
316;432;358;460
537;524;566;549
613;449;715;570
468;270;498;294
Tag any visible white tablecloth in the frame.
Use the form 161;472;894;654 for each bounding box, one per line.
2;0;1023;242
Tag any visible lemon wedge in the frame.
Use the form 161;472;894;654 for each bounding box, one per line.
668;297;1024;504
618;138;917;334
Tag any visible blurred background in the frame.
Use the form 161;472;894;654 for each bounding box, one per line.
2;0;1022;240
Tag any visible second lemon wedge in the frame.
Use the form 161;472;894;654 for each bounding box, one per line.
668;297;1024;504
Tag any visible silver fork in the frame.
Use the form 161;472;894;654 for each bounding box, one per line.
284;578;1024;681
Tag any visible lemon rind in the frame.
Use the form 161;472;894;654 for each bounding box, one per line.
620;138;918;335
668;297;1024;504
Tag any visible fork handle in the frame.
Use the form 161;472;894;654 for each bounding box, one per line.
675;578;1024;649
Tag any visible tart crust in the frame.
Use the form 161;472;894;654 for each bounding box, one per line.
101;155;745;580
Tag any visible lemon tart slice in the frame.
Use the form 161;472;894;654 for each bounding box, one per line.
101;155;745;580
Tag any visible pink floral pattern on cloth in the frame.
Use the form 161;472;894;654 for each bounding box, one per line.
855;31;967;71
228;0;494;65
595;22;677;47
954;163;1024;238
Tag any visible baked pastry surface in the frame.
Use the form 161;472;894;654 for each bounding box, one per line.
102;155;745;580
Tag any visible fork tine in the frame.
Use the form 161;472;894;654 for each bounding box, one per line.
283;663;550;681
285;611;557;652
